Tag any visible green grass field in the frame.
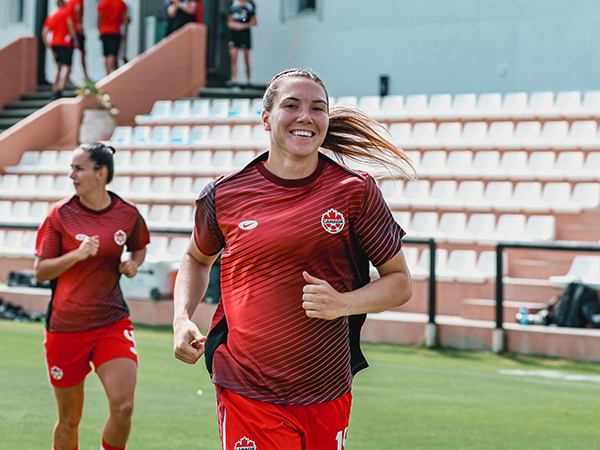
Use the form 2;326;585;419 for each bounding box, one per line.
1;320;599;450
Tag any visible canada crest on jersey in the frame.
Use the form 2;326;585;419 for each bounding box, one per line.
234;437;257;450
321;208;345;234
114;229;127;246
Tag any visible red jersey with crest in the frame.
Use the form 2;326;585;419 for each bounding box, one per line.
35;193;150;333
194;152;405;404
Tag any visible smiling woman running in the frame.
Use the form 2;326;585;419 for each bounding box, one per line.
173;68;413;450
34;142;150;450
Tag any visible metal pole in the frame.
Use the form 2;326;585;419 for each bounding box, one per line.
495;244;504;330
428;239;436;324
493;244;505;353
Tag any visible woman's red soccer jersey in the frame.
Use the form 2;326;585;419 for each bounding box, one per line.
35;193;150;333
194;152;405;404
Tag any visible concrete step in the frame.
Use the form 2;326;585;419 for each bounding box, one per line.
0;108;38;119
3;285;600;362
4;99;51;110
460;298;548;322
199;86;265;99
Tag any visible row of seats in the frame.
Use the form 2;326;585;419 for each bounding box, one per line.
108;176;210;204
1;227;589;290
389;120;600;151
0;201;50;227
407;150;600;182
115;120;600;153
401;247;506;283
0;230;190;261
337;90;600;123
382;180;598;213
0;174;212;204
0;230;37;258
5;148;259;178
395;211;555;244
109;124;269;151
135;90;600;126
0;174;73;200
135;98;264;125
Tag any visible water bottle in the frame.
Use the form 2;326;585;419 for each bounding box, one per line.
517;306;528;325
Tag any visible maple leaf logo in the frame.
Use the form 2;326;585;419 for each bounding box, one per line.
321;208;345;234
234;437;257;450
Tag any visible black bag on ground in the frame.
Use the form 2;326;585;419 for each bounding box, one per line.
582;300;600;328
553;282;599;328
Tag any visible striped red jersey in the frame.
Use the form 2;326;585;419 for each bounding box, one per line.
35;193;150;332
195;152;405;404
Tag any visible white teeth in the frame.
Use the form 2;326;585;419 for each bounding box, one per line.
291;130;313;137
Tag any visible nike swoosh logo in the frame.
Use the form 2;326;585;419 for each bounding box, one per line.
238;220;258;230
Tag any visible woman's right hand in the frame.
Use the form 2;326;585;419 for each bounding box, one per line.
77;235;100;261
173;318;206;364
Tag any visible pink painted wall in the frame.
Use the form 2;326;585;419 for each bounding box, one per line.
0;36;37;109
0;23;207;168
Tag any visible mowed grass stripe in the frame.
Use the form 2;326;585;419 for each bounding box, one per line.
1;321;599;449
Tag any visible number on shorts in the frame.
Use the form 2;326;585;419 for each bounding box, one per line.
336;427;348;450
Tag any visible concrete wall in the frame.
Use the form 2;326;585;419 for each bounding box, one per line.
3;1;600;99
251;0;600;98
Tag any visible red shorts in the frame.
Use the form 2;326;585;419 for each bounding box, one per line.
216;386;352;450
44;318;138;388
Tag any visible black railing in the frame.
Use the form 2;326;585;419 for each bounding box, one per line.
5;224;440;343
403;237;437;325
494;240;600;351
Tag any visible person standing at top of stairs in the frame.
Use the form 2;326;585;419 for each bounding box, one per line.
42;0;78;100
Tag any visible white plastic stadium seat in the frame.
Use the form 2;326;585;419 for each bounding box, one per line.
570;121;600;151
109;126;133;147
524;215;556;242
571;183;600;209
135;100;172;125
437;249;478;282
540;182;580;214
403;180;435;209
436;212;467;242
477;214;528;245
410;212;442;239
456;250;508;284
430;180;461;210
455;180;487;211
549;255;600;287
448;213;496;244
169;99;192;122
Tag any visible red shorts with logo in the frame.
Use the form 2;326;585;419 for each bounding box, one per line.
44;318;138;388
216;386;352;450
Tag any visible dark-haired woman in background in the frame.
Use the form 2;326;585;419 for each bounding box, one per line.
34;142;150;450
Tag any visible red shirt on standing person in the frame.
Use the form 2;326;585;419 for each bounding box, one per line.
44;4;75;47
66;0;84;34
97;0;128;35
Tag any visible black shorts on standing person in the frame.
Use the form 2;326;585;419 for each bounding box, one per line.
76;33;85;52
101;34;122;57
52;46;74;66
229;28;251;49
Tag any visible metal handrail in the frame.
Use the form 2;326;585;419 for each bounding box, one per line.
494;240;600;352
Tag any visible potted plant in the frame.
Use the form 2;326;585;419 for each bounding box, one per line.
76;79;120;144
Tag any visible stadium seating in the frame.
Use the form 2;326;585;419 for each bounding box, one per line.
4;88;600;340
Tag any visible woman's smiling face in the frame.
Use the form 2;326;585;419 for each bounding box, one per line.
262;77;329;162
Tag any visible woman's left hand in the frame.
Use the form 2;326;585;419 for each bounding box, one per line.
119;259;139;278
301;271;347;320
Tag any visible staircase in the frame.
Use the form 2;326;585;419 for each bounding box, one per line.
0;85;77;133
